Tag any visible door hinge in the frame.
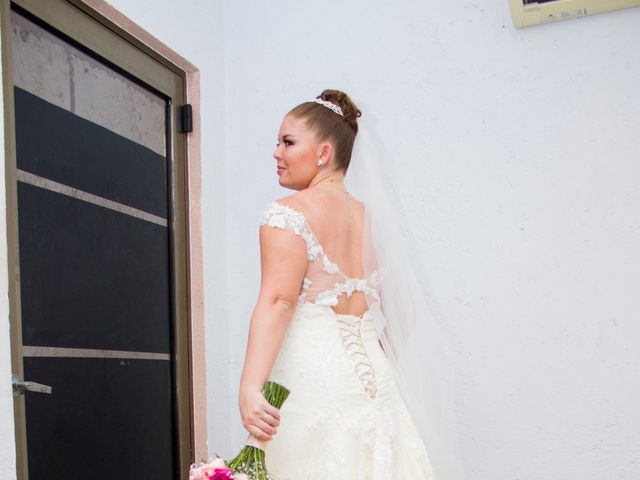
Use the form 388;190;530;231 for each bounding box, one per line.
12;375;52;396
180;104;193;133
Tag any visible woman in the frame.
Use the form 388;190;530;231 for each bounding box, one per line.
238;90;440;479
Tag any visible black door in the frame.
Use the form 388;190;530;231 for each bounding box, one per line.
10;7;178;479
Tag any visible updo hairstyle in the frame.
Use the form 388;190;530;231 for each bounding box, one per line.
288;89;362;173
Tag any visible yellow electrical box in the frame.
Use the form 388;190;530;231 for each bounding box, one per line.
510;0;640;28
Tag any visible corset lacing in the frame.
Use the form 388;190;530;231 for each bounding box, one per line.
336;313;378;399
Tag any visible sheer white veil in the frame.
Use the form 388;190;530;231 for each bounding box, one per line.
346;107;465;480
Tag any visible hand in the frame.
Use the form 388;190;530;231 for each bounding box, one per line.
239;388;281;442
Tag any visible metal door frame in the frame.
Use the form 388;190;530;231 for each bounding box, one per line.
0;0;202;477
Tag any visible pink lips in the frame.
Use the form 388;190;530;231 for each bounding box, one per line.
277;166;285;175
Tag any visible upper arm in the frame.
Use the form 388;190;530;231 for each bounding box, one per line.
258;223;307;307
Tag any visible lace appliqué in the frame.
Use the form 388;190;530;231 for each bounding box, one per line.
298;277;312;304
322;255;339;274
316;277;380;307
261;201;381;308
260;201;322;261
337;316;378;399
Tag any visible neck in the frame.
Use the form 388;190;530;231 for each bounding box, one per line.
308;168;352;218
308;170;345;189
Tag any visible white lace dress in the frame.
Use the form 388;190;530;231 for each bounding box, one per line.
259;201;434;480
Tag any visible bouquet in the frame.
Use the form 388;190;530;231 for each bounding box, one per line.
189;457;247;480
190;381;290;480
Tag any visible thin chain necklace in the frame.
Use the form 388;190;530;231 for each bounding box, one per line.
309;177;353;219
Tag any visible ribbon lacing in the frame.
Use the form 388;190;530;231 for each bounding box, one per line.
336;316;378;399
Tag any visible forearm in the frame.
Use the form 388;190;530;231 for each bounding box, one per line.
239;296;295;394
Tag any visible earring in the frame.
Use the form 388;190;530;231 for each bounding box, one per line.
317;160;323;167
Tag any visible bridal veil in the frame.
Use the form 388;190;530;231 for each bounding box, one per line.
347;107;464;480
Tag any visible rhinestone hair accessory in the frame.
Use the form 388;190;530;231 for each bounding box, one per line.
314;97;344;117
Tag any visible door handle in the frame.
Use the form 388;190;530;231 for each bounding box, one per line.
12;375;52;396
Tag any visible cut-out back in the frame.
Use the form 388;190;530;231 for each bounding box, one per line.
260;201;380;315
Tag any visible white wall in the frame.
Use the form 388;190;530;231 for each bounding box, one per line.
3;1;637;478
219;3;640;479
221;1;640;480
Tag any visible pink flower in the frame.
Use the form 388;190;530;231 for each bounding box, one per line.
206;468;235;480
209;458;227;470
189;457;230;480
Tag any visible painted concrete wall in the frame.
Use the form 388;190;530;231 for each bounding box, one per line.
1;0;638;478
217;5;640;479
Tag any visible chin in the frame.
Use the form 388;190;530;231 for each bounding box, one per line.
278;177;302;191
278;177;292;190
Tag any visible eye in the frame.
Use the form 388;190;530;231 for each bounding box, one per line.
284;139;293;146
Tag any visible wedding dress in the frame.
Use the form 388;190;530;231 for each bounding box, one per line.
260;200;434;480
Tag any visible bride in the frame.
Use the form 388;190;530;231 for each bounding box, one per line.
238;90;462;479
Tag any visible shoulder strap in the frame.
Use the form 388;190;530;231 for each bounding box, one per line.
260;201;322;260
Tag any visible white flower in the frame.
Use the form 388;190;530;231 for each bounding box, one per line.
268;214;287;229
308;244;322;260
322;255;339;274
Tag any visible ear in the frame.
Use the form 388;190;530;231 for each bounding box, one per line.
319;142;334;164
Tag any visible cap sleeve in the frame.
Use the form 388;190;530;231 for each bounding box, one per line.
259;201;322;260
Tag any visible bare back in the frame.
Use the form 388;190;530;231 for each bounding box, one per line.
260;187;379;317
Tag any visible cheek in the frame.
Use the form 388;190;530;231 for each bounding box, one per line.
281;151;313;185
284;148;311;170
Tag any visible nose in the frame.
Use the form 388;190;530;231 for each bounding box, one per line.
273;146;280;160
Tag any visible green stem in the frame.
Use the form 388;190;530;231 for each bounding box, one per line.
227;381;290;479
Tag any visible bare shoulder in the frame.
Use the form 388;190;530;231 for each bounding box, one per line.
275;188;365;222
347;193;365;212
273;189;317;215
